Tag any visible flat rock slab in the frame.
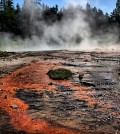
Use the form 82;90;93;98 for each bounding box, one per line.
15;86;120;134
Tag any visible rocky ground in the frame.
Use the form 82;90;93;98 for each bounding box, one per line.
0;50;120;134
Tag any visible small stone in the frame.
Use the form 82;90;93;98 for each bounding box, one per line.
1;82;3;85
79;73;84;82
10;105;19;109
48;82;53;85
4;95;7;99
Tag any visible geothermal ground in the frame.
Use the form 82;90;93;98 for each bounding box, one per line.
0;50;120;134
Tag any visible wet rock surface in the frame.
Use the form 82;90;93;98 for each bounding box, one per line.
0;108;26;134
15;85;120;133
0;50;120;134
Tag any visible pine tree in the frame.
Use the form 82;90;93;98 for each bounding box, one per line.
116;0;120;13
0;0;4;10
16;3;21;14
86;3;91;13
86;3;90;9
3;0;15;33
0;0;7;10
110;0;120;22
5;0;14;11
92;7;97;16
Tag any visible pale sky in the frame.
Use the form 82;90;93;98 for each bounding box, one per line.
14;0;117;14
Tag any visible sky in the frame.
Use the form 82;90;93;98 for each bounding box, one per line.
14;0;116;14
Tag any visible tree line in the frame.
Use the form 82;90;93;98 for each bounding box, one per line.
0;0;120;40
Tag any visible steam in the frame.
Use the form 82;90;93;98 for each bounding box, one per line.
0;0;120;52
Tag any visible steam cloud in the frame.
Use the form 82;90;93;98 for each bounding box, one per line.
0;0;120;52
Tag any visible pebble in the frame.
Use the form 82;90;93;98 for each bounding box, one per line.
10;105;19;109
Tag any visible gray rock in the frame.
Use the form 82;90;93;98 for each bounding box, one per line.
10;105;19;109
